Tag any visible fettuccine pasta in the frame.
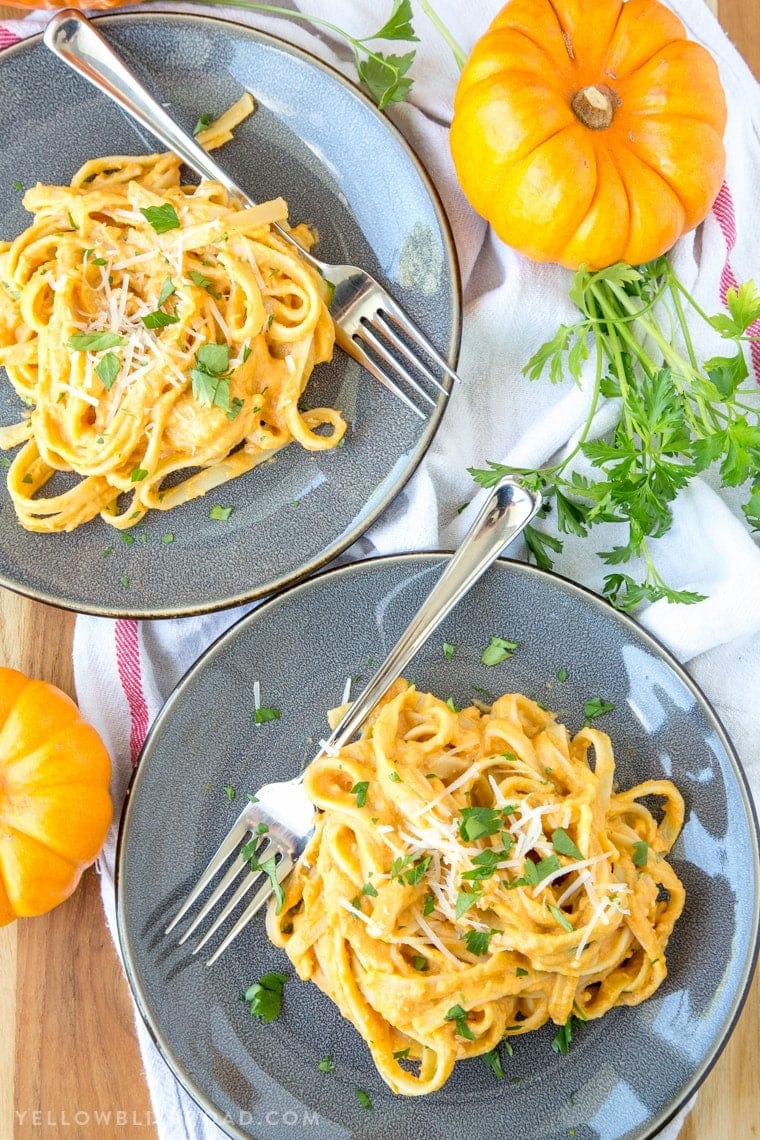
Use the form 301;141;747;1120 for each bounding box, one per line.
267;681;685;1095
0;98;344;532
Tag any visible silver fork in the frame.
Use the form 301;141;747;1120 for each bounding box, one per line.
44;9;460;419
163;475;541;963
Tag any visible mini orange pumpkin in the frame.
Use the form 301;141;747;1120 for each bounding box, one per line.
0;667;112;925
450;0;727;270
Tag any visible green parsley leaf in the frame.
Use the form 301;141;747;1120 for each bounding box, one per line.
356;1089;372;1110
481;636;520;666
68;331;127;352
356;49;415;109
367;0;418;42
459;806;503;841
422;891;435;916
244;972;286;1023
317;1055;335;1073
140;203;181;233
632;840;649;867
455;889;482;920
130;467;148;483
242;848;285;912
552;828;584;861
209;504;233;520
193;112;214;135
583;696;615;724
351;780;369;808
253;706;280;724
548;903;574;932
463;928;498;956
189;269;221;298
481;1046;505;1080
442;641;456;659
142;309;180;330
157;276;176;306
445;1004;476;1040
95;352;120;390
551;1014;582;1055
224;785;237;800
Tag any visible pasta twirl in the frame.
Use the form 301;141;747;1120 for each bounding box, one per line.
0;110;344;532
267;682;685;1096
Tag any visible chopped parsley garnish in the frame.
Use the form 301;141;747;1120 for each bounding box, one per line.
224;785;237;801
463;928;498;956
548;903;574;932
455;888;482;920
461;849;502;883
632;840;649;867
244;972;286;1023
130;467;148;483
157;276;176;306
458;804;515;842
422;891;435;916
391;854;431;886
583;696;615;724
552;828;584;861
442;641;456;659
209;504;233;521
95;352;120;390
393;1047;410;1061
253;705;280;724
445;1004;476;1040
361;880;378;897
411;955;428;971
356;1089;372;1110
241;845;285;912
556;666;569;682
189;269;221;298
551;1014;584;1055
351;780;369;808
67;331;127;352
140;308;178;330
191;343;236;413
193;112;214;135
140;202;181;233
317;1055;334;1073
481;636;520;666
511;854;561;889
482;1046;505;1079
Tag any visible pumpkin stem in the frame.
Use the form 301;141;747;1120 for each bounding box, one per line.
571;85;617;130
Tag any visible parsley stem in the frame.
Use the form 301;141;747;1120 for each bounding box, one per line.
163;0;408;95
417;0;467;69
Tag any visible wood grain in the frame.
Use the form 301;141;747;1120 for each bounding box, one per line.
0;2;758;1138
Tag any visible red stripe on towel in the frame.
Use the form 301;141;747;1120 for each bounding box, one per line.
712;182;760;380
0;28;21;50
115;619;150;766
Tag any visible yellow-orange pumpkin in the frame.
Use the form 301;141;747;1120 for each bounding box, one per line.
0;667;112;925
450;0;728;269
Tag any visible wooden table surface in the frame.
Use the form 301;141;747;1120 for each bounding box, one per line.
1;2;759;1137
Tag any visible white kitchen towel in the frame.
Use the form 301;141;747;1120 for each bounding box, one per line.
3;1;760;1137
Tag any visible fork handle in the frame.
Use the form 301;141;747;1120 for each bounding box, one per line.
45;11;252;200
323;476;541;754
43;11;316;265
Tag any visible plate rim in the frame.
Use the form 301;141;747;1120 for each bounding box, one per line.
115;551;760;1140
0;11;462;619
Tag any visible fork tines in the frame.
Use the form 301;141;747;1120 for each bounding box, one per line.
347;300;460;419
165;811;289;965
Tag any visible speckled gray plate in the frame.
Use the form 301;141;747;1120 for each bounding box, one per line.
0;15;460;617
116;555;760;1140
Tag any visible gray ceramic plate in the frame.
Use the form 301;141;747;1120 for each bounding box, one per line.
0;14;460;617
116;555;760;1140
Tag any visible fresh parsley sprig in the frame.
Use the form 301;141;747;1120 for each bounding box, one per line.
179;0;424;109
471;260;760;611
